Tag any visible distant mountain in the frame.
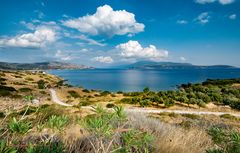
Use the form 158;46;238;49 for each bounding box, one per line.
121;61;236;70
0;61;93;70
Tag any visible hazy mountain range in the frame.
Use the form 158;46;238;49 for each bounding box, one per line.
0;61;93;70
118;61;236;70
0;61;237;70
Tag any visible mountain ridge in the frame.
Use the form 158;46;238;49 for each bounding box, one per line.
115;61;236;69
0;61;93;70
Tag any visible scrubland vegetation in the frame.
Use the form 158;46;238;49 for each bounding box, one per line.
120;79;240;110
0;70;240;152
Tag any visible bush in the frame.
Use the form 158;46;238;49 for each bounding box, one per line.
209;93;223;103
56;80;65;87
19;87;32;92
100;91;111;96
139;99;150;107
25;141;65;153
207;127;240;153
82;89;90;93
229;100;240;110
25;77;34;81
68;90;80;98
220;114;237;120
37;80;46;89
106;103;115;108
0;85;17;96
120;130;154;153
23;95;34;102
8;117;31;134
164;100;175;107
182;114;200;119
0;112;5;118
143;87;150;93
78;100;91;106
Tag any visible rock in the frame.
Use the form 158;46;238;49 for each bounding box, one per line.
31;99;40;104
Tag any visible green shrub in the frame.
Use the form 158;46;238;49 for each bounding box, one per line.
182;114;200;119
68;90;80;98
56;80;65;87
229;100;240;110
120;98;133;104
8;117;31;134
37;80;46;89
84;106;126;137
25;141;65;153
82;89;90;93
106;103;115;108
78;100;91;106
210;93;223;103
120;130;154;153
0;112;5;118
139;99;150;107
164;100;175;107
25;77;34;81
100;91;111;96
0;85;17;97
143;87;150;93
47;115;69;130
23;95;34;102
19;88;32;92
220;114;237;120
207;127;240;153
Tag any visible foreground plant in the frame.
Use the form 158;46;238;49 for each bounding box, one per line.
8;117;31;134
83;106;154;152
207;127;240;153
0;140;17;153
47;115;69;130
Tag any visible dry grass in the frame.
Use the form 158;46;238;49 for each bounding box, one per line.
127;112;212;153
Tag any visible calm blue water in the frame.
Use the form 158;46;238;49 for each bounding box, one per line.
48;69;240;92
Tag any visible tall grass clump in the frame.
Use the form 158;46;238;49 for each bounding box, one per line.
0;140;17;153
77;106;154;153
47;115;69;130
207;127;240;153
8;117;31;134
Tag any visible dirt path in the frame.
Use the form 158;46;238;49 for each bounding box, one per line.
125;108;240;117
49;89;73;107
49;89;240;117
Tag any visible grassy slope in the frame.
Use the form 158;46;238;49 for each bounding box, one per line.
0;70;240;153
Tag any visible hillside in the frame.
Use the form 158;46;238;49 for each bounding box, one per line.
0;61;93;70
123;61;236;70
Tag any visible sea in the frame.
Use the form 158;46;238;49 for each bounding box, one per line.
48;68;240;92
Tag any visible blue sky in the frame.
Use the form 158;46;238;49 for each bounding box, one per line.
0;0;240;67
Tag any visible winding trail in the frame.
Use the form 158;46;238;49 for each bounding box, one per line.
49;89;240;117
49;89;73;107
125;108;240;117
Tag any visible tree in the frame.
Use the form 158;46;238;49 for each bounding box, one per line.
143;87;150;93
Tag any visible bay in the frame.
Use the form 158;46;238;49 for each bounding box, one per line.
48;68;240;92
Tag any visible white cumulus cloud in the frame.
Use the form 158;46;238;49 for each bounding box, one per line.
219;0;235;5
0;26;57;48
55;50;73;61
116;40;168;61
229;14;237;20
195;0;234;5
177;20;188;25
180;56;186;61
62;5;144;37
92;56;114;63
195;12;210;24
